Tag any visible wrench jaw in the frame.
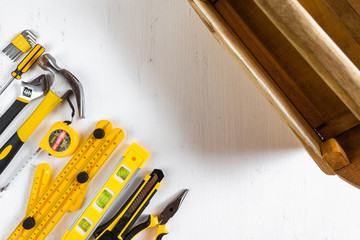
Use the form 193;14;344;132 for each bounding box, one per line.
38;53;85;118
19;74;53;102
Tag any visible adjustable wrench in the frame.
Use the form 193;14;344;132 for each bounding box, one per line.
0;74;52;135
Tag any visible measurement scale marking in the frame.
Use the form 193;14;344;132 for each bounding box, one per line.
31;129;123;240
8;122;122;240
25;137;112;239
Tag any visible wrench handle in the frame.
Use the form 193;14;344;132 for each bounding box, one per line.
0;98;28;135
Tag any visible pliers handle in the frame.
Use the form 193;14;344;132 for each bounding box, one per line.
123;215;169;240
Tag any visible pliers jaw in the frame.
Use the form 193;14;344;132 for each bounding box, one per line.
158;189;189;225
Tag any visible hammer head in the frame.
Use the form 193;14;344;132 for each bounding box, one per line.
20;74;52;102
37;54;85;118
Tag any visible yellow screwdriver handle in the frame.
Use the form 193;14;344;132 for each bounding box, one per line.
11;44;45;80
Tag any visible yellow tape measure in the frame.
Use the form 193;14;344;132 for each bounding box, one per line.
7;120;125;240
39;121;79;158
62;143;150;240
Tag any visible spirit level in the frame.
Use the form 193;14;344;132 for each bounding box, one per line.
7;120;125;240
94;169;164;240
62;143;150;240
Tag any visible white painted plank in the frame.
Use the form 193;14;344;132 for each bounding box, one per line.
0;1;359;239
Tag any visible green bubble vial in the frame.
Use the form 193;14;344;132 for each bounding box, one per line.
78;218;91;233
116;167;130;181
96;190;113;209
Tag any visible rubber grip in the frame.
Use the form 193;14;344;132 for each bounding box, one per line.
0;99;28;135
0;132;25;174
96;230;118;240
123;215;153;240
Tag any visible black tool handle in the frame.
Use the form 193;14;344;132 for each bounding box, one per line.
124;216;169;240
156;233;168;240
0;132;25;174
123;215;152;240
0;99;28;135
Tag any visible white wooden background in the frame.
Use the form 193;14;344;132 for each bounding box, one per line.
0;0;359;239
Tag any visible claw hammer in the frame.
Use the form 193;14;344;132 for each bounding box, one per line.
0;54;85;174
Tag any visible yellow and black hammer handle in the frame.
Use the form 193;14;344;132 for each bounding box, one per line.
0;91;62;174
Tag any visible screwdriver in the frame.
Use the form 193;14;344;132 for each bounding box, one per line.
0;44;45;95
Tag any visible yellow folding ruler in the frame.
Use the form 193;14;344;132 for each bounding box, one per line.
7;120;125;240
61;143;150;240
25;163;52;216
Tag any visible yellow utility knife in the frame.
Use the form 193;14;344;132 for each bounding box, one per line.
94;169;164;240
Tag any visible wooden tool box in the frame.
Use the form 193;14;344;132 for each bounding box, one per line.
189;0;360;188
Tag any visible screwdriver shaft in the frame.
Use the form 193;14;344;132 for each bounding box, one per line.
0;77;15;95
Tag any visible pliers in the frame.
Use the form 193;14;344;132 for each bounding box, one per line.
123;189;189;240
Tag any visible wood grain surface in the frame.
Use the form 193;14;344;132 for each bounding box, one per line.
0;0;359;239
253;0;360;123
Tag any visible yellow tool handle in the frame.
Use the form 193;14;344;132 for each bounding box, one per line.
155;225;169;240
11;44;45;79
18;90;62;142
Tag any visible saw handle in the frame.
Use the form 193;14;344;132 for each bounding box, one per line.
0;132;24;174
0;91;62;175
0;98;28;135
